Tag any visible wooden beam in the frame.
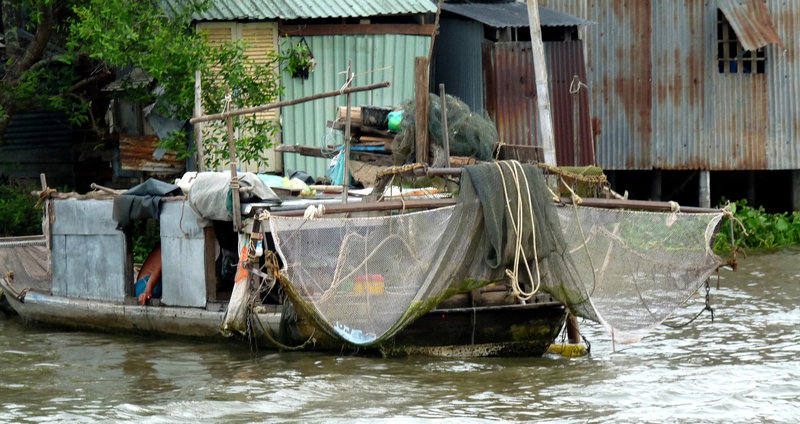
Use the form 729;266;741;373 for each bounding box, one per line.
558;197;720;214
270;198;456;217
414;56;430;164
190;81;390;124
279;24;435;37
526;0;557;166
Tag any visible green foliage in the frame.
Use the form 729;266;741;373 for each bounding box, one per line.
715;200;800;252
278;38;316;79
131;219;160;264
0;181;42;237
2;0;284;170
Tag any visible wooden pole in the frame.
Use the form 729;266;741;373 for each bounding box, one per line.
270;198;456;217
342;61;353;204
414;56;430;164
190;81;390;124
428;0;443;60
439;83;450;168
558;196;721;214
194;70;205;171
224;88;242;232
526;0;557;166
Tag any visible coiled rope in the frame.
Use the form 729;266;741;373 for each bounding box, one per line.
493;160;541;301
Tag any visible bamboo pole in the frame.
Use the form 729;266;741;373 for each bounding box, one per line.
270;198;456;217
558;197;721;214
439;83;450;168
190;81;390;124
194;70;205;171
342;61;353;203
224;88;242;232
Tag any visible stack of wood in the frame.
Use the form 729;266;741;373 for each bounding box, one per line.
331;106;395;150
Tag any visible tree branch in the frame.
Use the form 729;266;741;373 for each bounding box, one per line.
3;4;56;82
66;68;113;94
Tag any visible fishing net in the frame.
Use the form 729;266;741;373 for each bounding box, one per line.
267;161;724;347
392;93;497;165
554;205;723;343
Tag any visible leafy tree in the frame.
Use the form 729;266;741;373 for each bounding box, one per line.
1;0;282;170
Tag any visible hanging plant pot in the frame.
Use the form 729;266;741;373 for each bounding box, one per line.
284;37;315;80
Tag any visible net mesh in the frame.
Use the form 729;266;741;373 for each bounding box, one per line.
267;162;724;347
269;201;490;345
554;205;723;343
392;93;497;165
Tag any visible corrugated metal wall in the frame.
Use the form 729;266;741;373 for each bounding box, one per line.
434;17;485;113
483;41;594;165
0;110;73;184
542;0;800;171
281;34;430;178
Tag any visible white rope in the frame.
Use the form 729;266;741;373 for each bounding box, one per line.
303;204;326;219
569;75;589;94
668;201;680;213
493;160;541;301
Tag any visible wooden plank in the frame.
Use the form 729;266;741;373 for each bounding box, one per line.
526;0;556;166
336;106;361;126
414;56;430;164
279;24;435;37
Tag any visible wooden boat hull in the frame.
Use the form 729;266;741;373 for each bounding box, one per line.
1;285;566;357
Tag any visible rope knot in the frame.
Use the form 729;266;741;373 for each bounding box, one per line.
303;204;326;219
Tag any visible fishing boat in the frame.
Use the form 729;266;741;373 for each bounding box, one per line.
0;165;573;357
0;160;726;356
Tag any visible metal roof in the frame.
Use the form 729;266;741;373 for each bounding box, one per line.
719;0;784;51
441;2;593;28
164;0;437;21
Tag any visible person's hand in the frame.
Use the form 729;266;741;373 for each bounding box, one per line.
138;291;151;305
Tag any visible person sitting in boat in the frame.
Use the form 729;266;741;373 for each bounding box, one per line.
135;245;162;305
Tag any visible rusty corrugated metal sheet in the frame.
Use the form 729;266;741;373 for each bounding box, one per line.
543;0;800;171
766;0;800;170
482;41;594;166
119;134;185;173
719;0;784;51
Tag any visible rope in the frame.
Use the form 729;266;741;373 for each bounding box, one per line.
494;141;506;161
493;160;541;301
377;163;427;178
559;176;583;205
668;201;680;213
34;187;57;209
353;66;392;79
535;163;608;185
303;204;326;219
569;75;589;94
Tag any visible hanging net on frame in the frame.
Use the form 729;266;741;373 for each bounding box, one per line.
265;162;724;346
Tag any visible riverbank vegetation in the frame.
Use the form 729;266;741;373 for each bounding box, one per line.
715;200;800;252
0;181;41;237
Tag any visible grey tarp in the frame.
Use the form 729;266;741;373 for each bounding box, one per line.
188;172;280;226
112;178;183;228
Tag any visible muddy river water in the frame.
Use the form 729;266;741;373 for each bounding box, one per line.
1;247;798;423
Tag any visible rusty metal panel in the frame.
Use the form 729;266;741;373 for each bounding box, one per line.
119;134;185;174
544;0;800;171
482;41;594;166
650;0;709;170
766;0;800;170
719;0;784;51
